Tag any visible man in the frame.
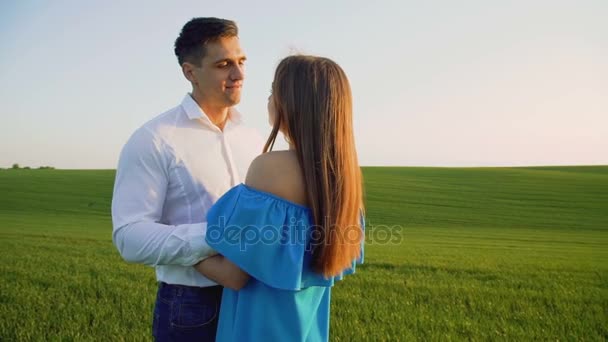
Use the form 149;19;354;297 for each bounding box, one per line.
111;17;263;341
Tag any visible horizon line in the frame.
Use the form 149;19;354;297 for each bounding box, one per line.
2;164;607;171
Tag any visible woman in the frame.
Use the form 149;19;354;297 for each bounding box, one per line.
195;55;364;341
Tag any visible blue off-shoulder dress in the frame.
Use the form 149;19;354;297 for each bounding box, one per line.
205;183;364;342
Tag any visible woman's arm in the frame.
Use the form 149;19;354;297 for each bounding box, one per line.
194;255;250;291
195;153;298;291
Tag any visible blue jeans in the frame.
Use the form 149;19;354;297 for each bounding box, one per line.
152;282;223;341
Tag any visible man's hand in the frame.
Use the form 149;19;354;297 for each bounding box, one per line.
194;255;251;291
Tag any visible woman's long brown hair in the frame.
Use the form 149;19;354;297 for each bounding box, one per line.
264;55;363;278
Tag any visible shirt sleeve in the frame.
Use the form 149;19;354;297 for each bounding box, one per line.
111;127;214;267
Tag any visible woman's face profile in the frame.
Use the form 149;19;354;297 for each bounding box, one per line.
267;94;277;127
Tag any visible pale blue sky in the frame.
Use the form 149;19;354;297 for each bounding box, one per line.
1;0;606;168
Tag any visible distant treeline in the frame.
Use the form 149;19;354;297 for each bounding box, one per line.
2;164;55;170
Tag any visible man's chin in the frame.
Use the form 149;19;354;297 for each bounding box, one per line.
225;96;241;107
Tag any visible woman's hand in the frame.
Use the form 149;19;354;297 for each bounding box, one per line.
194;255;251;291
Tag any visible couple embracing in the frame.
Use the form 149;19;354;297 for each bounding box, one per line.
112;17;364;342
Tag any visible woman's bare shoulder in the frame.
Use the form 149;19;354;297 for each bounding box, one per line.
245;151;308;206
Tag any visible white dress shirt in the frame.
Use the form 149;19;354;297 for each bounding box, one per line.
112;94;264;287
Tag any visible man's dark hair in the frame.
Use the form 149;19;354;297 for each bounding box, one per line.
174;17;238;66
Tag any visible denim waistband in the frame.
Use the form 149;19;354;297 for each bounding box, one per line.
158;282;223;300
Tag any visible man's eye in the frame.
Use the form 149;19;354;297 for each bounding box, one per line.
217;62;228;68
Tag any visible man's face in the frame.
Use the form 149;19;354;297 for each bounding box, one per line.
187;36;246;108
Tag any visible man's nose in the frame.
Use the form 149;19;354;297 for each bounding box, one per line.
230;65;245;81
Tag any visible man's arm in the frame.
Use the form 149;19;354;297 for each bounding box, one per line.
112;127;214;267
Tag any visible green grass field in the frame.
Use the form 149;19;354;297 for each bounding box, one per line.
1;167;607;341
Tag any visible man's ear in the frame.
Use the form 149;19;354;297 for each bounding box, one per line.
181;62;196;83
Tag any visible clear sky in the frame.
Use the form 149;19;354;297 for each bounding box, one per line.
1;0;606;169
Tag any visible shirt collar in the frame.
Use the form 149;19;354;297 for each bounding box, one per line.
180;93;243;129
